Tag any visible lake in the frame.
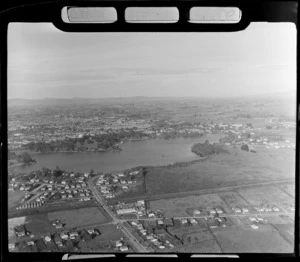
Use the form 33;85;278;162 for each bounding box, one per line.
13;135;221;174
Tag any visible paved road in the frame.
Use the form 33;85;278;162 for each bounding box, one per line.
88;181;148;252
118;223;149;252
89;184;120;224
107;179;295;204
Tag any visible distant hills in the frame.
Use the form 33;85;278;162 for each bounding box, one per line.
7;90;296;106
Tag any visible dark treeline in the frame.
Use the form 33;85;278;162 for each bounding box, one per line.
191;140;228;157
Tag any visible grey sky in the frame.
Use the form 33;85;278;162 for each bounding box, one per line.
8;22;296;99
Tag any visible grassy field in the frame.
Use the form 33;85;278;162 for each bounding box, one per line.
8;200;98;219
237;186;294;206
279;184;295;198
271;224;294;245
8;191;26;209
219;191;250;207
149;193;231;218
177;239;222;253
213;225;293;253
24;213;55;237
47;207;108;228
145;146;295;195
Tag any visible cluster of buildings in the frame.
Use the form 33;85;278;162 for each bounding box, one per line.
114;238;130;252
114;200;147;217
205;216;231;228
10;222;102;252
8;113;153;150
9;170;93;210
96;170;141;199
8;177;41;193
129;221;177;250
220;128;295;151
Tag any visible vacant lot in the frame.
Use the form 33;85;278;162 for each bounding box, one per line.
177;239;222;253
168;224;208;238
48;207;108;228
8;191;26;209
238;186;294;206
181;230;214;245
272;224;294;245
149;194;230;218
280;184;295;198
214;225;293;253
219;191;250;207
145;147;294;195
25;213;54;236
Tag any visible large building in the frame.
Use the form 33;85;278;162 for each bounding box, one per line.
116;208;136;215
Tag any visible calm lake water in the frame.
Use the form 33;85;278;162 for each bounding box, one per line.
13;135;221;174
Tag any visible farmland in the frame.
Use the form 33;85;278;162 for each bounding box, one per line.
47;207;108;228
219;191;250;207
213;225;293;253
237;186;294;206
145;147;295;196
177;240;223;253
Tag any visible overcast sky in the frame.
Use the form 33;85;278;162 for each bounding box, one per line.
8;22;296;99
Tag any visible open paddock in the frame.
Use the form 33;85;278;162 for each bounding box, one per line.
238;186;294;206
214;225;293;253
219;191;250;207
48;207;108;228
178;239;222;253
25;213;54;236
271;224;294;245
167;224;208;238
181;230;215;245
279;184;295;198
145;146;295;196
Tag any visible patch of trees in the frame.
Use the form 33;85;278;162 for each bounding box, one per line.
240;144;249;151
8;150;35;165
241;144;256;153
191;140;228;157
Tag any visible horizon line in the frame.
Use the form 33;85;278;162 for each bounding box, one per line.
7;90;296;101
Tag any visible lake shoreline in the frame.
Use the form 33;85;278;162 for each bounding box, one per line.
11;136;221;174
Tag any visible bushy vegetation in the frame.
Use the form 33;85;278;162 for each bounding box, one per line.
240;144;249;151
8;150;35;165
191;140;228;157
